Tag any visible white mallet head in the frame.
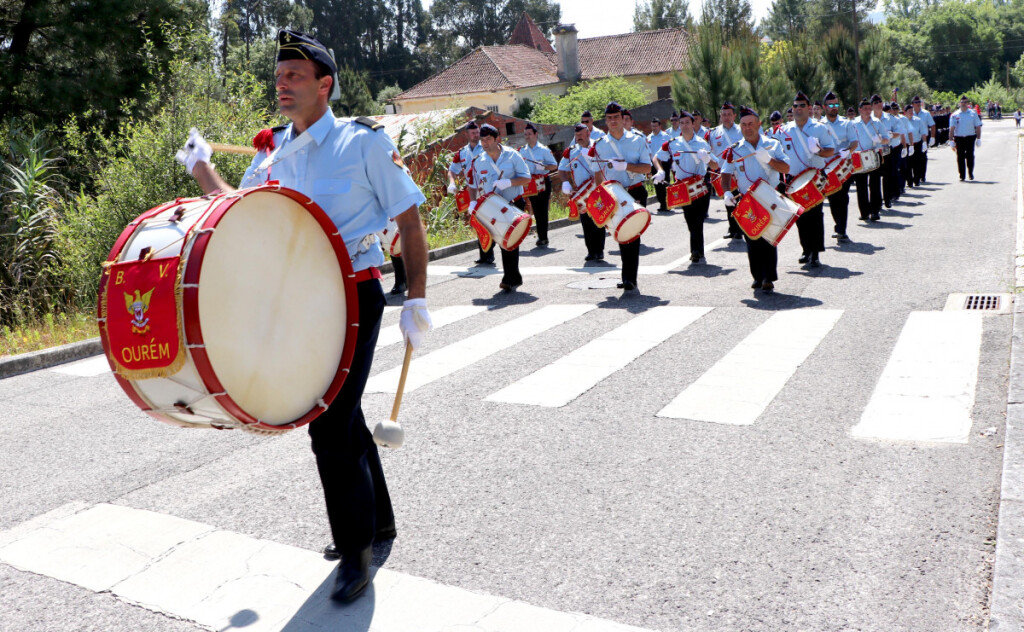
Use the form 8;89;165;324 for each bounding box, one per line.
373;419;404;449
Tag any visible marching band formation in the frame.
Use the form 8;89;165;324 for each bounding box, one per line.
445;90;977;295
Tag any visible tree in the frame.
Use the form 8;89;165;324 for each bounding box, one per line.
633;0;692;31
333;66;379;117
428;0;560;61
672;22;742;125
735;36;792;120
699;0;755;42
804;0;869;42
531;77;648;126
779;34;831;106
915;2;1001;92
762;0;807;42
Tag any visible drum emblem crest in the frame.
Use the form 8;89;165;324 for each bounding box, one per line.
125;288;154;334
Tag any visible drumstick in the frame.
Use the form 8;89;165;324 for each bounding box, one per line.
209;142;258;156
373;342;414;449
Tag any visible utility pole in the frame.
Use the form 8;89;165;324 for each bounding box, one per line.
852;0;862;100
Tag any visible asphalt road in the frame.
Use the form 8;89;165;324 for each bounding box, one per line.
1;120;1019;632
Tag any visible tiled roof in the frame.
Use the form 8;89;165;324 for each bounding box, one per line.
395;27;689;101
507;12;555;53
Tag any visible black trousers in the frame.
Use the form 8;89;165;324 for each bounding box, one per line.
684;194;710;257
896;149;908;192
478;242;494;263
911;141;924;185
499;198;525;285
530;180;551;241
580;212;606;257
827;178;852;235
921;140;930;180
726;202;740;236
744;233;778;283
620;186;646;285
391;255;406;289
881;152;897;203
854;170;882;217
309;279;392;555
955;136;976;179
653;163;669;211
796;203;825;254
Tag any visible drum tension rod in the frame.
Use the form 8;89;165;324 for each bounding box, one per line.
169;206;186;223
173;401;196;416
138;246;151;261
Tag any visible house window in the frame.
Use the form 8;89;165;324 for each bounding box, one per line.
505;122;516;136
486;105;499;113
657;86;672;100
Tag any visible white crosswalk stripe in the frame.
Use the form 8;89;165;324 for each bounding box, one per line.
656;310;844;425
376;305;488;349
486;306;712;407
851;311;984;443
50;355;111;377
364;304;597;394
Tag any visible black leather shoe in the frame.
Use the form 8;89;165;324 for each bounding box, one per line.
761;281;774;293
751;280;762;289
870;213;880;221
474;258;495;265
584;253;596;261
323;522;398;560
969;174;974;180
809;253;821;267
388;283;407;295
837;234;850;242
616;281;636;291
595;253;605;261
723;231;734;238
330;547;372;603
831;232;839;238
731;233;743;240
798;253;810;264
884;200;892;209
536;239;549;247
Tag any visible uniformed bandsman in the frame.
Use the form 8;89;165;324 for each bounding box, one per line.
656;110;716;263
851;98;891;221
558;123;606;262
648;118;674;213
720;105;792;293
668;111;682;138
448;121;490;264
949;96;983;181
519;122;558;247
871;95;900;208
580;110;606;143
623;109;635;132
767;110;785;142
179;29;432;604
587;101;661;292
782;90;836;267
693;110;710;139
888;102;911;197
823;91;858;243
903;104;927;188
467;123;531;291
812;101;824;123
707;101;745;239
912;96;937;183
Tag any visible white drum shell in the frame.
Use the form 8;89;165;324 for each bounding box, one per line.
746;181;804;247
473;193;532;250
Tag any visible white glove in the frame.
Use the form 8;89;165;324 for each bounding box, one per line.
608;158;627;171
175;128;212;175
447;182;457;195
561;181;572;195
697;149;711;164
922;142;928;154
928;137;936;147
494;178;512;191
652;170;666;184
724;191;737;206
870;135;881;145
976;139;982;147
754;147;772;165
900;147;907;158
839;149;851;160
807;137;821;154
948;140;956;148
908;145;914;156
399;298;433;350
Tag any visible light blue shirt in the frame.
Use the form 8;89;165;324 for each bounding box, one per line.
647;130;672;156
766;125;787;144
667;126;682;139
825;117;855;151
240;109;425;272
907;114;928;143
720;134;789;194
781;119;836;171
449;141;484;177
656;134;711;179
518;142;557;176
467;145;530;201
695;125;710;139
915;108;935;131
588;130;653;188
850;117;890;151
558;143;597;189
707;123;744;160
951;108;983;137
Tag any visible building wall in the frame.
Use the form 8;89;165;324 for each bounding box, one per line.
629;72;675;102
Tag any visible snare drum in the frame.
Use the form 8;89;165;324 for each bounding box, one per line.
851;150;880;174
523;174;546;197
455;187;471;213
667;175;709;209
708;170;737;197
607;195;651;244
587;180;638;228
472;192;533;251
568;179;597;221
879;144;891;157
733;178;806;247
786;168;827;209
97;185;358;433
822;156;854;196
377;216;401;257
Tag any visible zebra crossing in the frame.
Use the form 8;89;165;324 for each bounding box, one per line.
51;302;990;444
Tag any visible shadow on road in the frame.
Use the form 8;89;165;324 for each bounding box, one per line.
597;294;671;312
788;265;864;280
740;293;823;310
279;570;376;632
864;219;910;230
520;246;564;257
668;264;736;278
472;291;539;306
832;240;885;255
885;208;922;217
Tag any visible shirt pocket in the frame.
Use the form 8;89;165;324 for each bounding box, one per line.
313;178;352;196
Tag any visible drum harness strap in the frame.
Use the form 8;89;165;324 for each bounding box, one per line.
672;136;701;179
788;123;815;171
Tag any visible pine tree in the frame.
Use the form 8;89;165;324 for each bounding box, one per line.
672;22;742;125
633;0;693;31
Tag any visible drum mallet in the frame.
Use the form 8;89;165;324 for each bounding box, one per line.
373;342;413;448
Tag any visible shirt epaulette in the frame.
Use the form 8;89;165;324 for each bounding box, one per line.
354;116;384;131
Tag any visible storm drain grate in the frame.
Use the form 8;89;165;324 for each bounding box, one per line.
964;295;1002;310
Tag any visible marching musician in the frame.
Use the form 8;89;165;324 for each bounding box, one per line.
693;110;709;139
519;122;558;247
467;123;531;291
720;106;791;293
902;103;926;188
785;108;794;123
889;102;912;198
558;123;607;262
812;101;824;123
587;101;662;292
448;121;490;264
912;96;937;183
767;110;785;142
623;109;635;132
656;110;716;263
846;106;857;121
177;29;432;603
668;111;682;138
949;96;983;181
851;98;891;222
708;101;745;239
871;95;899;209
783;91;836;268
648;118;673;213
580;110;606;143
823;91;858;243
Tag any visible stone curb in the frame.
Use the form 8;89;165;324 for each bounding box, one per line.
990;136;1024;630
0;217;578;379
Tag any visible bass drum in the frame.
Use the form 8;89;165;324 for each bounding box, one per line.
97;184;358;433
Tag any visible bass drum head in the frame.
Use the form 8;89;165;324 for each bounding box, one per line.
503;214;532;250
196;190;349;425
614;209;651;244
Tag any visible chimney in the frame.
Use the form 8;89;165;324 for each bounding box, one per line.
553;24;580;84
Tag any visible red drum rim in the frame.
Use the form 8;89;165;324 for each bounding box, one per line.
502;213;533;250
613;208;651;244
